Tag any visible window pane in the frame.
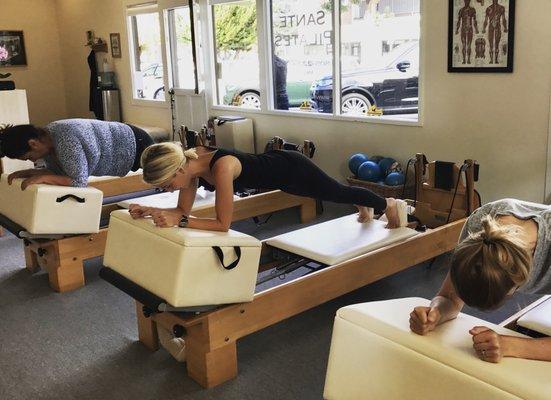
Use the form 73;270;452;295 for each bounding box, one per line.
271;0;333;112
131;12;164;101
339;0;420;120
168;7;202;91
213;1;259;109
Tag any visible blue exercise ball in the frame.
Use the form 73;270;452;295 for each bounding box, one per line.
349;153;369;175
378;157;396;177
385;172;406;186
358;161;381;182
369;155;385;164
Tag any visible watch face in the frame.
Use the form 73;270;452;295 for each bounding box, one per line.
179;216;188;228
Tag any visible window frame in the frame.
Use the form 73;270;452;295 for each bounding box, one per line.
125;1;170;107
205;0;424;126
164;2;203;94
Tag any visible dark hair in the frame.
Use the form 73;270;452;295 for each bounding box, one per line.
0;124;47;158
450;216;531;310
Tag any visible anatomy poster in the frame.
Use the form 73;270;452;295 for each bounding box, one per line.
448;0;515;72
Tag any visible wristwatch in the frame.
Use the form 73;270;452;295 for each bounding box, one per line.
178;215;189;228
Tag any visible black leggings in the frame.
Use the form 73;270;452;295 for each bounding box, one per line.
275;151;387;213
127;124;155;171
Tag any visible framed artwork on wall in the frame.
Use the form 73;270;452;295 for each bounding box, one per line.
110;33;122;58
448;0;515;73
0;31;27;67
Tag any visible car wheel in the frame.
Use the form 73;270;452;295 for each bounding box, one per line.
154;87;165;100
341;93;372;116
239;92;261;109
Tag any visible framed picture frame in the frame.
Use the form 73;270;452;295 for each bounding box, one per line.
110;33;122;58
448;0;515;73
0;31;27;67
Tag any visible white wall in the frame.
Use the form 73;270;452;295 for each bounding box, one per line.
208;0;551;203
8;0;549;203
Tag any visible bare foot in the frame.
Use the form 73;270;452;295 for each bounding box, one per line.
384;198;401;228
355;205;374;223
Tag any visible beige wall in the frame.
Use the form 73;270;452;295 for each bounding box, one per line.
209;0;551;203
0;0;67;125
5;0;550;203
54;0;171;130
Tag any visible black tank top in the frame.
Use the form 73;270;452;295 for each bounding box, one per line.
198;147;297;192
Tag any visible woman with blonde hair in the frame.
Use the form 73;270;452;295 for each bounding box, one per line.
409;199;551;363
128;143;403;231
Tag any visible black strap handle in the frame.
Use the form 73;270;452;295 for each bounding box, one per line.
212;246;242;270
56;194;86;203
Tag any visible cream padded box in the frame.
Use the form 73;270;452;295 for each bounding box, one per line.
0;175;103;234
103;210;262;307
324;297;551;400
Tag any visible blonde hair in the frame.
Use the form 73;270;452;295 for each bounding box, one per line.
450;216;532;310
140;142;199;185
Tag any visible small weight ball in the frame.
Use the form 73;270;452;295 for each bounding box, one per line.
369;155;385;164
358;161;381;182
378;157;396;177
348;153;369;175
385;172;406;186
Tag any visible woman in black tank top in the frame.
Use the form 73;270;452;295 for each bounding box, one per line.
130;143;402;232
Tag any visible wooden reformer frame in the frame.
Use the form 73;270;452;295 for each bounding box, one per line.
128;154;479;388
15;175;316;292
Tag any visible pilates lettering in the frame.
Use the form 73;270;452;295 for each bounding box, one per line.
273;10;332;49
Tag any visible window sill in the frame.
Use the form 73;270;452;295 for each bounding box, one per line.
210;105;423;127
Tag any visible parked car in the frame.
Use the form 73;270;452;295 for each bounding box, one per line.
311;41;419;115
223;80;312;109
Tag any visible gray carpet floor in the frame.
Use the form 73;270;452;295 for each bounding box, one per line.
0;203;540;400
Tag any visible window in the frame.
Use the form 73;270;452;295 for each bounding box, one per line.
165;5;203;92
127;5;165;101
339;0;420;118
271;0;334;112
207;0;421;122
212;0;259;108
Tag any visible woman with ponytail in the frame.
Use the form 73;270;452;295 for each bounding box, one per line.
409;199;551;363
130;143;403;232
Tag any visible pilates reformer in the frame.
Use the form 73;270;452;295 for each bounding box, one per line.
99;153;480;388
0;173;316;293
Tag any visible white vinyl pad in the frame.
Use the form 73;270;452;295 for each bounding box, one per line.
104;210;262;307
117;188;239;210
266;214;418;265
517;297;551;336
0;175;103;234
324;298;550;400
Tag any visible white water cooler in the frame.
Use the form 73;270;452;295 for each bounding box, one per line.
213;116;255;154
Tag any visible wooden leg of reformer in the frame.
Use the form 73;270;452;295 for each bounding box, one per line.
136;301;159;351
23;242;40;273
299;198;317;223
186;338;238;388
48;258;85;293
